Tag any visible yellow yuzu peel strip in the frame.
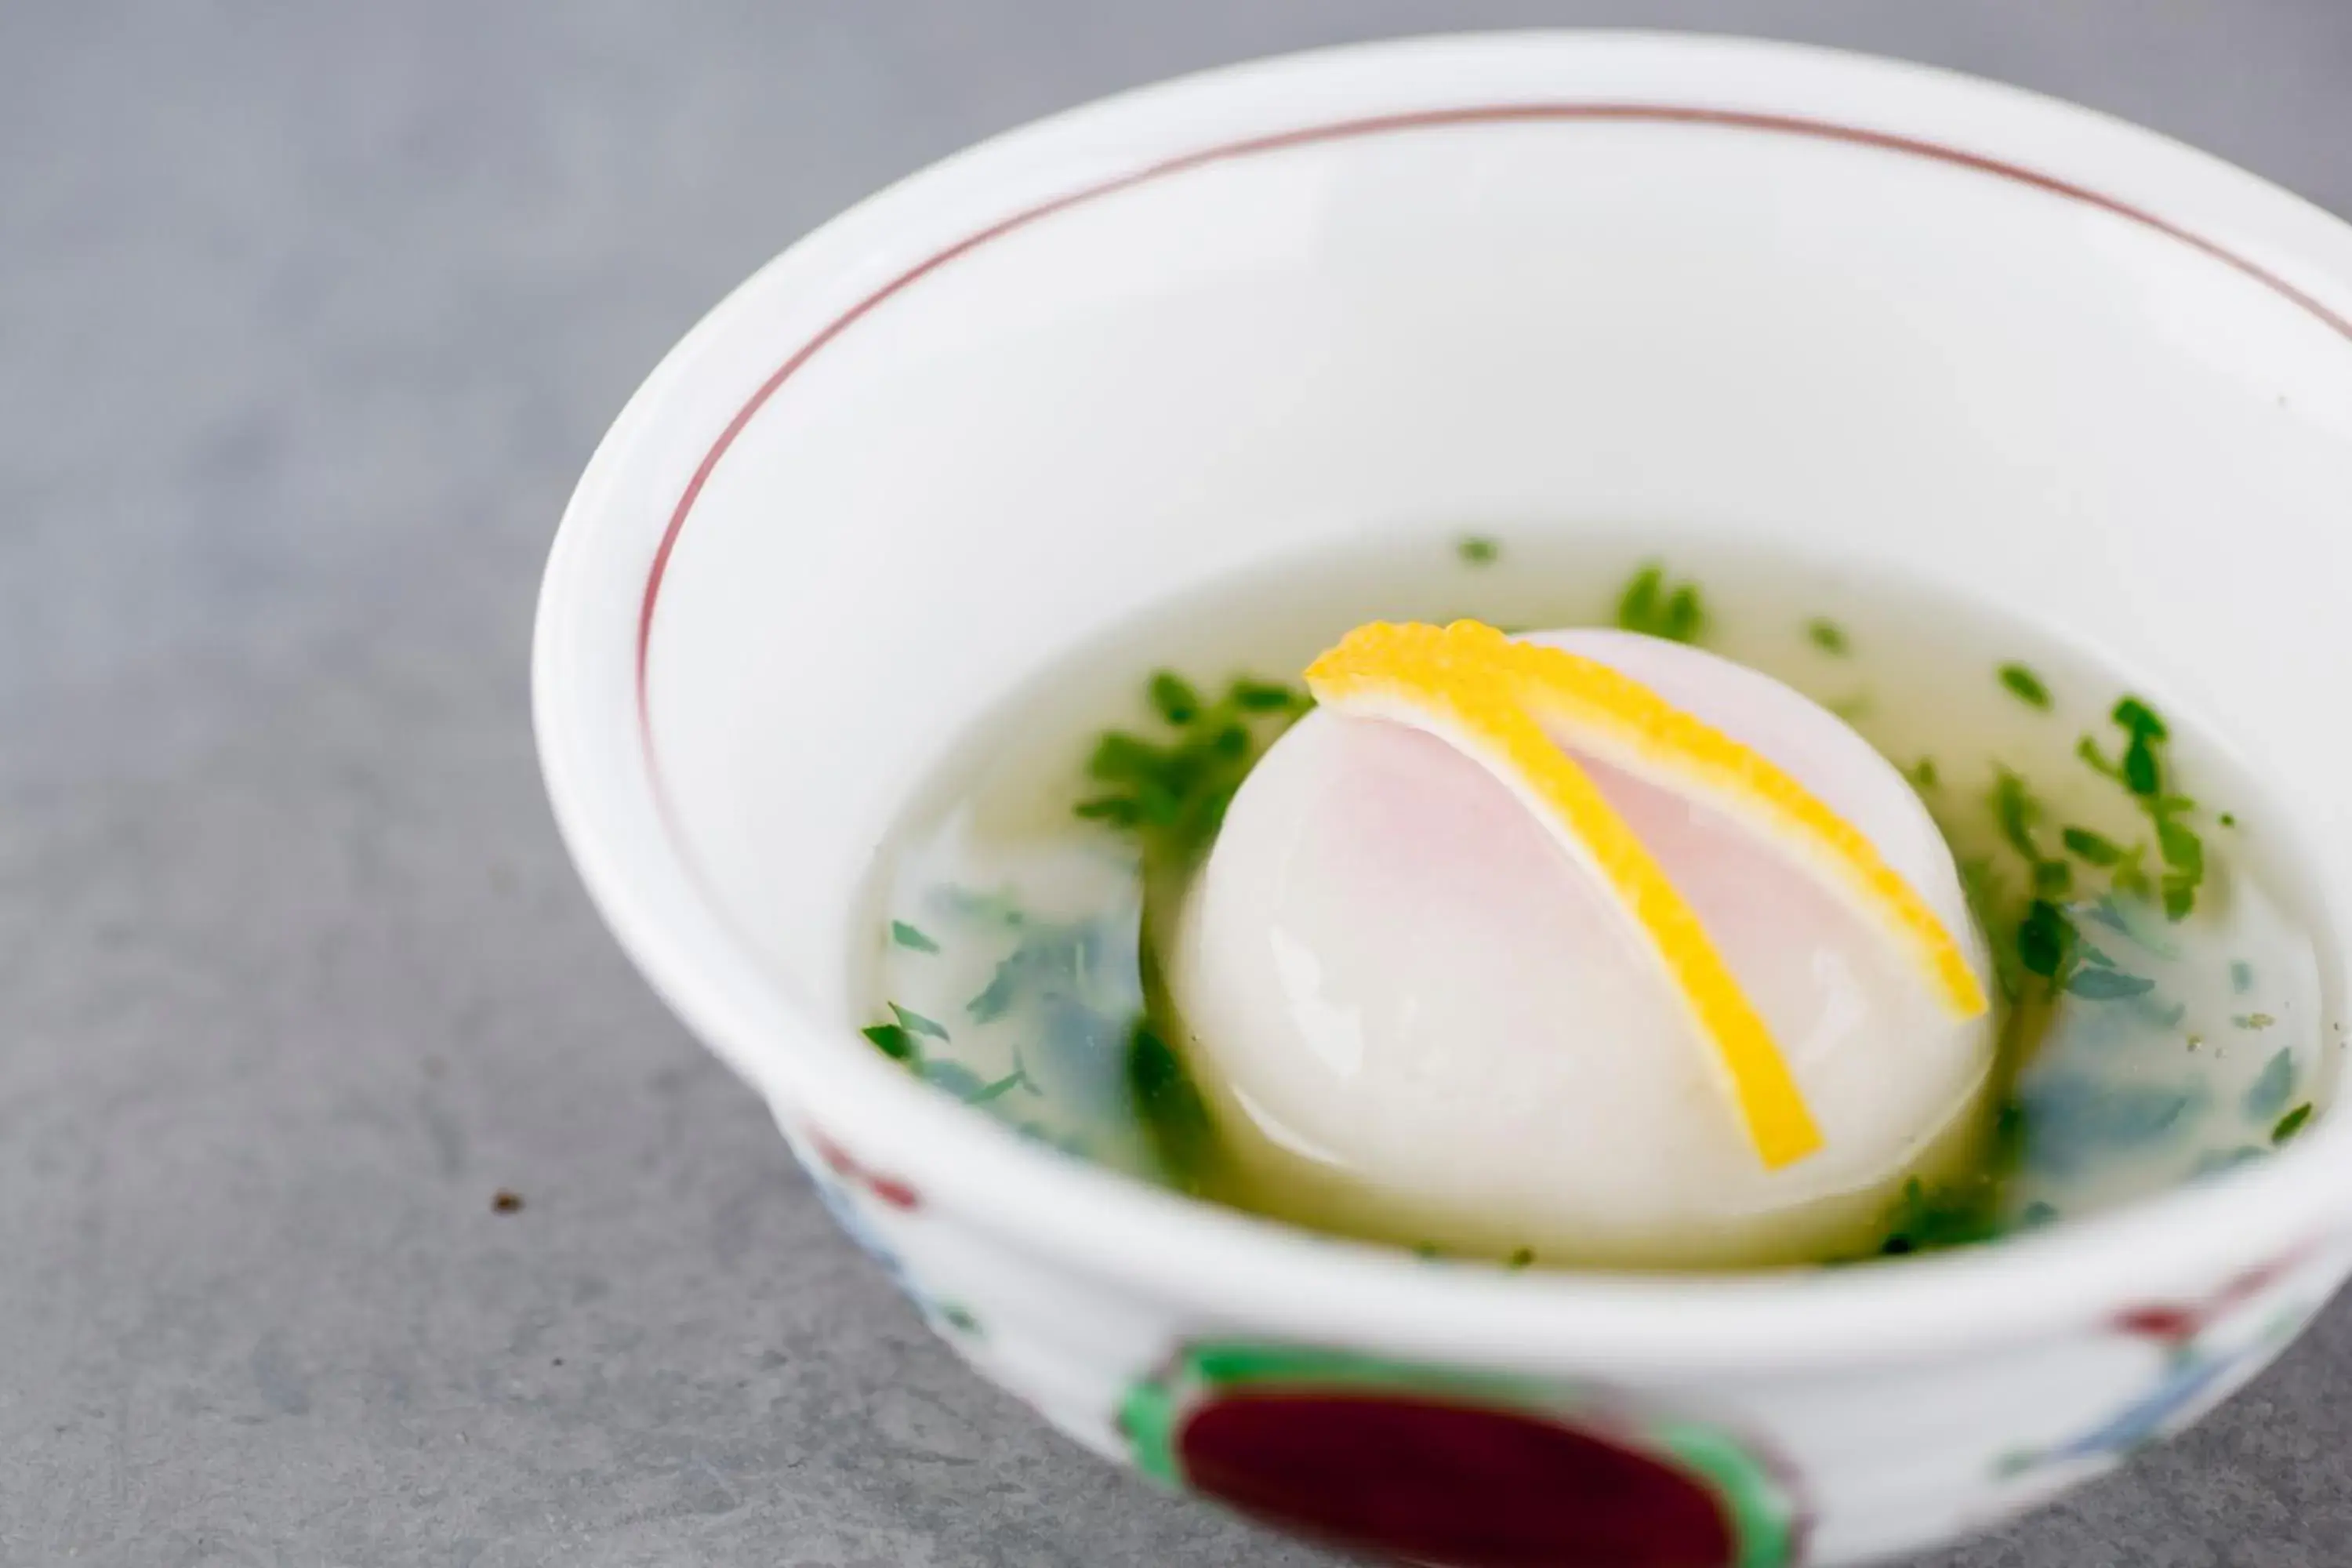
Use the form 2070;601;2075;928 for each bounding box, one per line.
1305;621;1822;1168
1497;628;1989;1022
1305;620;1987;1167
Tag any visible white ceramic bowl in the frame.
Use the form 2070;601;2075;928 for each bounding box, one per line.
535;33;2352;1566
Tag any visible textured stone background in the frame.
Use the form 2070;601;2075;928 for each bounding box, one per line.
4;3;2348;1564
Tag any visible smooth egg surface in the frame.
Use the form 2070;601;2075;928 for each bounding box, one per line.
1169;629;1997;1267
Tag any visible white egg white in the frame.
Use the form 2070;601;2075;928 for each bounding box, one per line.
1168;628;1998;1269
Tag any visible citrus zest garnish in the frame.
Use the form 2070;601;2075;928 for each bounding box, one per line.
1503;633;1990;1024
1305;622;1984;1168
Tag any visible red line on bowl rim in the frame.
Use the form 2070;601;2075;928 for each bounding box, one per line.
633;100;2352;731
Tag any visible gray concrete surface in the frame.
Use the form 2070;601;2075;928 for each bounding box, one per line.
5;3;2350;1564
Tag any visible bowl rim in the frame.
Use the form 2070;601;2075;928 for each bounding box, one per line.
535;29;2352;1374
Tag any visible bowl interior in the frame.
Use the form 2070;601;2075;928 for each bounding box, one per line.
643;101;2352;1040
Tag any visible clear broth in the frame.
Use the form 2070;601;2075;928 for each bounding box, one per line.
861;530;2340;1269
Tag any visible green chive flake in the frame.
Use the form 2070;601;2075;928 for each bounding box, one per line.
1616;563;1708;644
2273;1103;2314;1144
1807;619;1850;655
862;1023;916;1062
1998;663;2053;709
1148;670;1203;726
2018;899;2076;982
890;1002;950;1041
2060;826;2124;867
1992;768;2043;862
891;920;941;954
1457;535;1501;565
2244;1047;2296;1121
2065;967;2154;1001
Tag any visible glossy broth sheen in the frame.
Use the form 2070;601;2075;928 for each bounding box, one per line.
861;532;2339;1269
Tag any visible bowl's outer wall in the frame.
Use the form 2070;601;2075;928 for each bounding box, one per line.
782;1105;2350;1566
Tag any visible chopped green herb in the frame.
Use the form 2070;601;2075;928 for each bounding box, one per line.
1229;677;1308;713
2230;960;2255;994
1958;855;2023;1002
2244;1047;2296;1121
1457;535;1501;565
1806;619;1850;655
1870;1100;2031;1256
2113;696;2168;740
2151;806;2205;923
2087;893;2180;961
1075;670;1312;863
1412;1242;1442;1261
891;920;941;954
2273;1102;2315;1144
2060;826;2124;867
2033;859;2074;897
1148;671;1203;726
917;1059;987;1098
966;1071;1027;1107
964;913;1120;1025
931;884;1026;928
2155;816;2203;879
1505;1247;1536;1270
862;1023;916;1062
2220;812;2238;828
1907;757;1940;791
889;1002;950;1041
1615;563;1708;644
1991;768;2044;862
2018;899;2076;982
1128;1021;1218;1192
2079;697;2204;917
1879;1175;2003;1254
1998;663;2053;709
2065;967;2154;1001
2234;1012;2277;1031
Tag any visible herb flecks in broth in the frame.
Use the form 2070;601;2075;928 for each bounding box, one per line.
1074;673;1312;866
1998;662;2053;709
862;1021;918;1062
2244;1047;2296;1121
1871;1101;2026;1257
1614;563;1708;644
2078;697;2208;920
866;540;2331;1271
1128;1020;1218;1193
